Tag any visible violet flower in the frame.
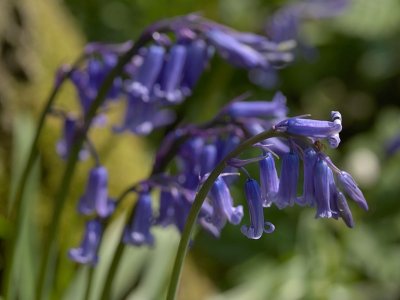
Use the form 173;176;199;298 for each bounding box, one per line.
338;171;369;211
115;95;175;135
222;91;287;118
206;29;268;69
313;158;334;218
275;151;299;209
68;219;102;265
208;176;244;226
154;44;187;103
297;147;317;206
181;39;212;94
241;178;267;239
335;191;355;228
259;153;279;207
56;115;89;161
127;45;165;102
274;111;342;148
155;190;177;227
78;166;115;218
123;191;154;246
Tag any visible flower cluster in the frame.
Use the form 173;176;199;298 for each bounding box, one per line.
55;14;294;152
68;89;368;264
62;13;367;266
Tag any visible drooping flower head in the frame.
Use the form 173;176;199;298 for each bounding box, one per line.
78;166;115;218
123;190;155;246
68;219;102;265
241;178;275;239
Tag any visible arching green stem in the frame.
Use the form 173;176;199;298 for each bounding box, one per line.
166;130;286;300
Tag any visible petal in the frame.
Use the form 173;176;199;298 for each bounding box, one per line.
275;152;299;209
68;220;102;265
259;153;279;207
123;192;154;246
241;179;265;239
338;171;368;211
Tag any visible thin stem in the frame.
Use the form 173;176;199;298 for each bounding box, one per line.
86;136;101;166
166;130;285;300
84;267;95;300
99;242;126;300
2;56;85;300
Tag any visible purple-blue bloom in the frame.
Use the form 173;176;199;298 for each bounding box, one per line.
297;147;317;206
154;44;187;103
68;219;102;265
115;95;175;135
127;45;166;102
338;171;369;211
259;153;279;207
274;111;342;148
200;144;217;176
335;191;355;228
207;29;268;69
222;91;287;118
313;158;334;218
78;166;114;218
156;190;177;227
123;191;154;246
70;55;121;114
56;115;89;161
275;151;299;209
241;178;266;239
181;39;212;94
208;176;243;226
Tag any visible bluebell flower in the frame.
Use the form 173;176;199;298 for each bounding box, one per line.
259;153;279;207
335;191;355;228
172;191;217;235
199;144;217;176
154;44;187;103
156;190;177;227
115;95;175;135
274;151;299;209
241;179;268;239
207;29;268;69
337;171;369;211
222;91;287;118
274;111;342;148
178;137;210;190
68;219;102;265
171;194;191;234
56;115;89;161
181;39;212;95
216;134;241;163
126;45;166;102
78;166;115;218
208;176;243;226
70;54;122;114
123;191;154;246
297;147;317;206
313;158;334;218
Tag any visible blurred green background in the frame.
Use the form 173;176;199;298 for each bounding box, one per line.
1;0;400;299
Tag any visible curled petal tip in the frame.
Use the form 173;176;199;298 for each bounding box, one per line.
264;221;275;234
